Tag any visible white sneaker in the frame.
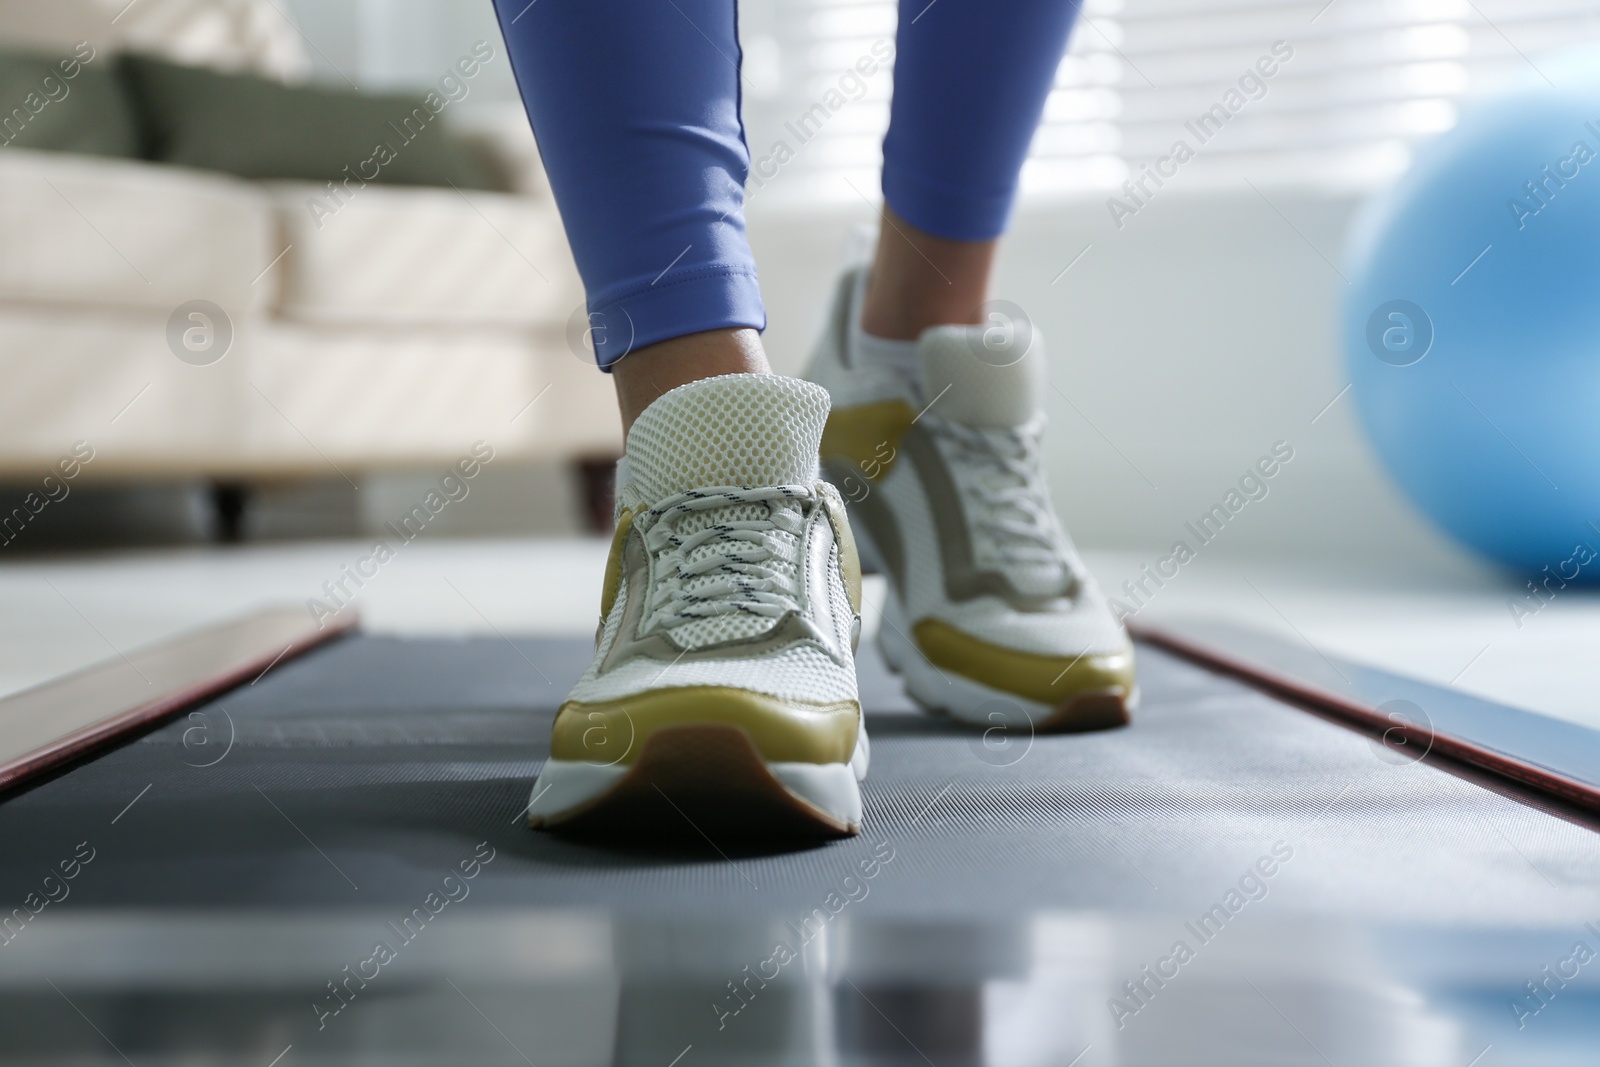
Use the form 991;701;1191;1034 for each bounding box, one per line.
526;373;869;836
805;269;1135;732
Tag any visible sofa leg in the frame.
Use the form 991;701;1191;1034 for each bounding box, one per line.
209;482;249;543
572;457;619;534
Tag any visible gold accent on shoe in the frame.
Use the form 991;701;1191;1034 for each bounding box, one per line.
913;618;1135;706
820;399;917;482
549;686;860;766
598;506;639;622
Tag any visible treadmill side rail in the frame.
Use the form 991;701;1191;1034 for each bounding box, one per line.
0;607;358;793
1131;617;1600;817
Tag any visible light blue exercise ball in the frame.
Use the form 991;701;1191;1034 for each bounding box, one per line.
1343;52;1600;578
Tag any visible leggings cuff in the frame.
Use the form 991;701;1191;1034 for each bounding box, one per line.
589;268;765;369
882;165;1015;243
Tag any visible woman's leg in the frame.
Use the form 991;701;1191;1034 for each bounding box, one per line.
861;0;1082;339
491;0;769;433
494;1;870;840
858;206;998;340
608;328;766;436
809;0;1136;734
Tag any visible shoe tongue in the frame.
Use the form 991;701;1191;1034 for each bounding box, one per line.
918;323;1046;429
625;373;829;502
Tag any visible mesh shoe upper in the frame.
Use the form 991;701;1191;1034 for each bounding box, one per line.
568;373;860;708
807;269;1130;661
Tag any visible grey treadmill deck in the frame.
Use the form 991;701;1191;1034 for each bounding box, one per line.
1;635;1597;1066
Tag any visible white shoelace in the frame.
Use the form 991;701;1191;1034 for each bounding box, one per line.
924;414;1066;571
639;485;813;636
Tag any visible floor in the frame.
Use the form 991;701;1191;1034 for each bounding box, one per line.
8;613;1596;1067
4;537;1598;731
5;538;1598;1066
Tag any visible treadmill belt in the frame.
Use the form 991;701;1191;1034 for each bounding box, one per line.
2;634;1597;1066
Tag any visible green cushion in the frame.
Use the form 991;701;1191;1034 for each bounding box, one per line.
117;55;501;190
0;45;140;158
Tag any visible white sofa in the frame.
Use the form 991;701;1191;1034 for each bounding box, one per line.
0;0;618;500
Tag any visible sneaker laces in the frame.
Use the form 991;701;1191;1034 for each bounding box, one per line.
638;485;814;637
924;414;1068;572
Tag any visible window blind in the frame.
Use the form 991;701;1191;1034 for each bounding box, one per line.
739;0;1600;207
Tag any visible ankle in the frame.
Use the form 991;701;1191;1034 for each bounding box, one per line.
858;207;997;341
611;328;770;435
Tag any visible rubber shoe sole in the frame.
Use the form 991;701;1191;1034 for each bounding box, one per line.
528;723;867;840
877;593;1133;734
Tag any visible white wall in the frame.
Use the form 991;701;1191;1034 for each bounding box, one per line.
284;0;519;103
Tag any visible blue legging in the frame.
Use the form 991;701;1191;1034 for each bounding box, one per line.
492;0;1081;367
